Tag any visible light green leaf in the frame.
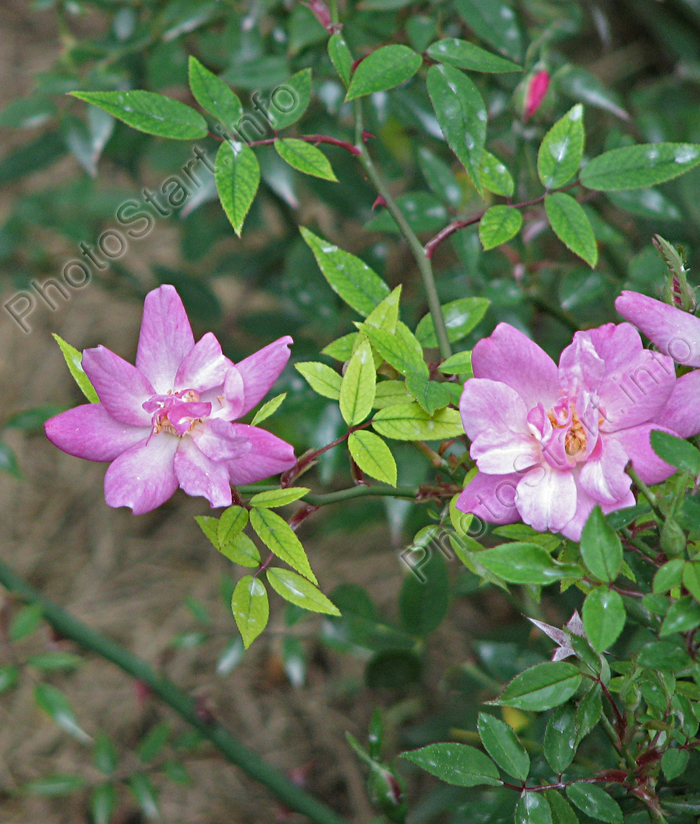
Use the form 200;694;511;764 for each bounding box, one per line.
231;576;269;648
328;32;353;87
438;350;473;376
275;138;337;181
545;192;598;268
194;515;219;548
215;139;260;237
361;285;402;334
477;543;581;585
363;322;428;377
35;683;91;742
250;507;317;583
91;783;117;824
339;339;376;425
266;568;340;615
217;505;248;548
322;333;358;361
251;392;287;425
52;334;99;403
405;374;452;414
9;602;43;641
427;38;521;72
582;587;625;653
188;57;242;133
454;0;524;61
538;105;585;190
581;143;700;191
480;150;515;197
295;362;342;399
249;487;310;507
372;403;464;440
0;665;19;693
427;63;487;194
266;69;311;131
373;380;414;408
580;506;622;582
494;662;582;712
348;431;397;485
415;297;489;347
21;774;87;797
301;228;390;318
219;532;260;567
345;44;423;101
477;713;530;781
70;90;207;140
479;205;523;250
401;742;502;787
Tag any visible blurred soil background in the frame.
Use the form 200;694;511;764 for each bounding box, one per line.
0;3;495;821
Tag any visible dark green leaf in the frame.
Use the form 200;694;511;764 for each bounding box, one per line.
20;774;86;797
582;588;625;653
415;297;489;347
138;722;170;763
545;791;580;824
538;105;585;190
346;45;423;101
91;783;117;824
477;712;530;781
515;792;553;824
27;652;83;671
660;595;700;636
454;0;524;61
580;506;622;582
35;684;90;742
266;69;311;131
9;602;43;641
479;205;523;250
215;140;260;237
544;703;577;773
650;430;700;475
405;374;452;415
477;543;580;585
566;783;622;824
401;742;502;787
188;56;242;133
427;38;521;72
545;193;598;268
581;143;700;191
0;665;19;693
399;550;449;636
661;747;690;780
495;662;582;711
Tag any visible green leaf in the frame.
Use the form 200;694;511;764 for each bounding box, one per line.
538;105;585;190
70;90;207;140
20;774;86;797
249;487;310;508
250;507;317;583
480;150;515;197
477;543;580;586
660;595;700;636
477;712;530;781
9;602;43;641
454;0;524;61
516;792;553;824
364;322;428;377
405;374;452;415
365;191;448;235
266;69;311;131
479;205;523;250
438;350;473;376
580;506;622;582
651;430;700;475
401;742;502;787
399;549;449;635
322;333;358;361
231;576;269;648
683;561;700;602
339;339;376;425
544;703;577;773
276;138;337;181
266;568;340;615
361;285;402;334
27;652;83;672
0;96;57;129
0;664;19;693
215;140;260;237
566;784;622;824
555;64;628;120
427;38;521;72
345;44;423;101
415;297;490;347
607;188;681;222
295;362;342;399
582;588;625;653
187;56;242;133
6;405;63;431
35;683;91;742
128;773;159;820
372;403;464;440
194;515;219;548
545;193;598;268
91;783;117;824
427;63;487;194
217;505;248;549
301;227;390;318
0;440;20;478
251;392;287;425
662;747;690;780
545;790;579;824
93;732;117;774
495;662;582;712
418;147;463;208
52;334;99;403
328;32;352;87
348;431;397;486
138;722;170;763
373;381;414;408
581;143;700;191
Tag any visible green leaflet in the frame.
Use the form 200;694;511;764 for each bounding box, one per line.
345;45;422;101
348;430;397;485
215;140;260;237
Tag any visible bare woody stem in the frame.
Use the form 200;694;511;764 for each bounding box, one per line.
0;558;348;824
352;99;452;360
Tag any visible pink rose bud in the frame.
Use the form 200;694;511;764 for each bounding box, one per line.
523;70;550;121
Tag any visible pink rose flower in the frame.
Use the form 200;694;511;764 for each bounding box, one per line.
45;285;296;514
456;322;682;540
523;69;549;121
616;290;700;438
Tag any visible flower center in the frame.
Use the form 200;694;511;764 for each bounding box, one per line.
143;389;211;437
546;400;588;460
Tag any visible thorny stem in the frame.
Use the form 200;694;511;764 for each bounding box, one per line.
0;558;348;824
353;99;452;361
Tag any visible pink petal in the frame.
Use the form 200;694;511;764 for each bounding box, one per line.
586;323;644;371
173;437;233;509
579;437;632;505
235;336;293;416
174;332;227;393
455;471;521;525
136;285;195;393
167;401;212;436
597;348;675;432
524;70;549;120
471;429;541;475
655;370;700;438
606;423;677;485
559;480;635;542
45;404;148;461
459;378;529;441
615;291;700;367
516;464;577;533
104;433;179;514
190;419;251;462
82;345;154;426
558;331;605;396
225;424;296;485
201;363;245;422
472;323;559;410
